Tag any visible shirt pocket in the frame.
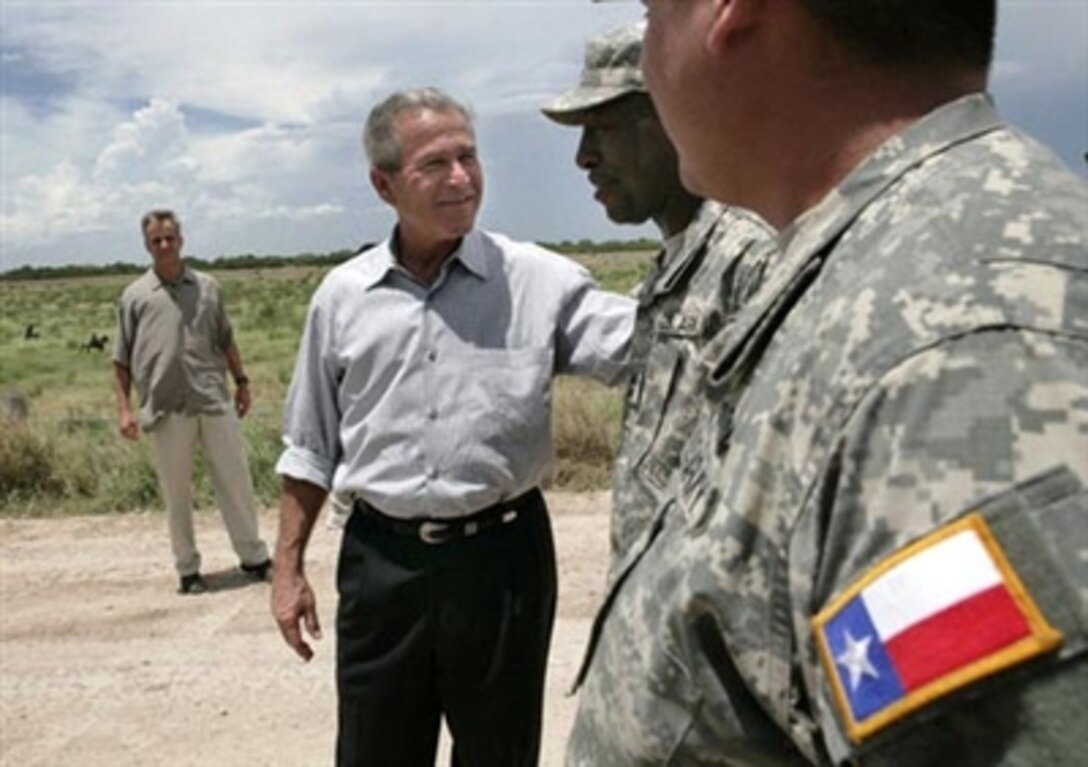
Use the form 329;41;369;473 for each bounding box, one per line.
454;346;553;437
185;297;225;355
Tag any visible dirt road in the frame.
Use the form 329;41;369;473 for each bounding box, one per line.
0;492;611;766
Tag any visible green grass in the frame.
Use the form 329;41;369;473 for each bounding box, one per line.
0;251;653;517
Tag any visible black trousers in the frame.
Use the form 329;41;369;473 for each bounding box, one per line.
335;490;557;767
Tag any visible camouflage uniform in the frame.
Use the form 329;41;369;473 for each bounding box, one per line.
569;94;1088;765
540;21;774;576
611;202;772;575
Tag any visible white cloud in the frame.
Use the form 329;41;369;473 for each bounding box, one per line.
2;1;1083;270
2;96;347;259
2;2;642;268
4;162;111;243
94;98;189;181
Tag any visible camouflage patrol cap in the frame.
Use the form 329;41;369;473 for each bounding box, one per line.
542;22;646;124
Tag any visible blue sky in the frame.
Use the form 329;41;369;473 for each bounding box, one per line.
2;0;1086;270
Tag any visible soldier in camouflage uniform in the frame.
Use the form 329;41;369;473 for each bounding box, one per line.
542;23;773;576
570;2;1088;764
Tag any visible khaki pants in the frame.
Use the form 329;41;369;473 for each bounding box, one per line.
150;411;268;576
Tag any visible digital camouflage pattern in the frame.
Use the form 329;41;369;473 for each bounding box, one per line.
610;202;772;578
569;94;1088;765
541;22;646;123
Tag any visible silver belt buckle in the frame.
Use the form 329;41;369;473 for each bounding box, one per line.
415;520;450;543
418;520;448;545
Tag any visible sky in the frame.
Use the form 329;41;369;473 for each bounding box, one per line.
2;0;1086;271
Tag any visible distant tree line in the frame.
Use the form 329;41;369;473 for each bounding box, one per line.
1;238;659;282
1;250;358;282
544;237;660;255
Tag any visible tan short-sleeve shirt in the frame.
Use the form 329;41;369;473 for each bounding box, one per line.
113;266;235;429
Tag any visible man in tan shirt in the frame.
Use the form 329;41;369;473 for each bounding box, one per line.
113;209;270;595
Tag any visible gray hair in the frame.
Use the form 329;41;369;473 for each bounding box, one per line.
141;209;182;234
363;87;474;172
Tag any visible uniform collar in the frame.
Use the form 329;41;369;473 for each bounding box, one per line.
705;92;1005;389
777;92;1002;260
649;200;724;298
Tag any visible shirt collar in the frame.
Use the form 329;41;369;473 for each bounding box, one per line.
451;230;489;281
355;228;490;290
149;263;195;290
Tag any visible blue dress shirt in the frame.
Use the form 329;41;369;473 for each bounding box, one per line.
276;229;636;519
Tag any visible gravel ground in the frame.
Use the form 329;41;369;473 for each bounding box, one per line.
0;491;611;766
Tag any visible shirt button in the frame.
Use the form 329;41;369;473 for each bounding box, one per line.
428;409;438;421
427;350;437;362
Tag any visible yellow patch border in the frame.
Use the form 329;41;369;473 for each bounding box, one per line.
811;512;1062;744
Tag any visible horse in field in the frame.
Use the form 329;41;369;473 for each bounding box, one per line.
81;332;109;352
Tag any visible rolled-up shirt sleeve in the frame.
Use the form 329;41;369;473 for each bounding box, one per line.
275;288;344;490
555;274;636;386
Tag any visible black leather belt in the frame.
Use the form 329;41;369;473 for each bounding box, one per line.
353;489;539;545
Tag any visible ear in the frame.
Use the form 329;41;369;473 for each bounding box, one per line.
369;167;396;206
706;0;763;55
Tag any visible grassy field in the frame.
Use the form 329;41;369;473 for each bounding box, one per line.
0;250;653;517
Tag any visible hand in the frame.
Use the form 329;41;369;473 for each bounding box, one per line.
118;410;139;441
271;564;322;661
234;384;251;418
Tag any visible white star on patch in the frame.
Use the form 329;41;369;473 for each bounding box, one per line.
836;630;879;692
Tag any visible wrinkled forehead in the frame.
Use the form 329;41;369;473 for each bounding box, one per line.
396;108;476;155
396;106;473;136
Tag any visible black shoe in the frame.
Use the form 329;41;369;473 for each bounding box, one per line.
178;573;208;595
241;558;272;581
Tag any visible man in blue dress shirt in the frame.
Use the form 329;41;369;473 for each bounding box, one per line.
270;87;635;767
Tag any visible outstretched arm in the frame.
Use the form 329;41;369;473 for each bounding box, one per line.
556;275;636;386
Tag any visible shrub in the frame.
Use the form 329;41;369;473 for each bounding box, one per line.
0;425;65;498
551;378;623;491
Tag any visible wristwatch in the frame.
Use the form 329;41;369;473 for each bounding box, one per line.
234;375;250;387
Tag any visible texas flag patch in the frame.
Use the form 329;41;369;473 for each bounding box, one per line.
813;513;1062;743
